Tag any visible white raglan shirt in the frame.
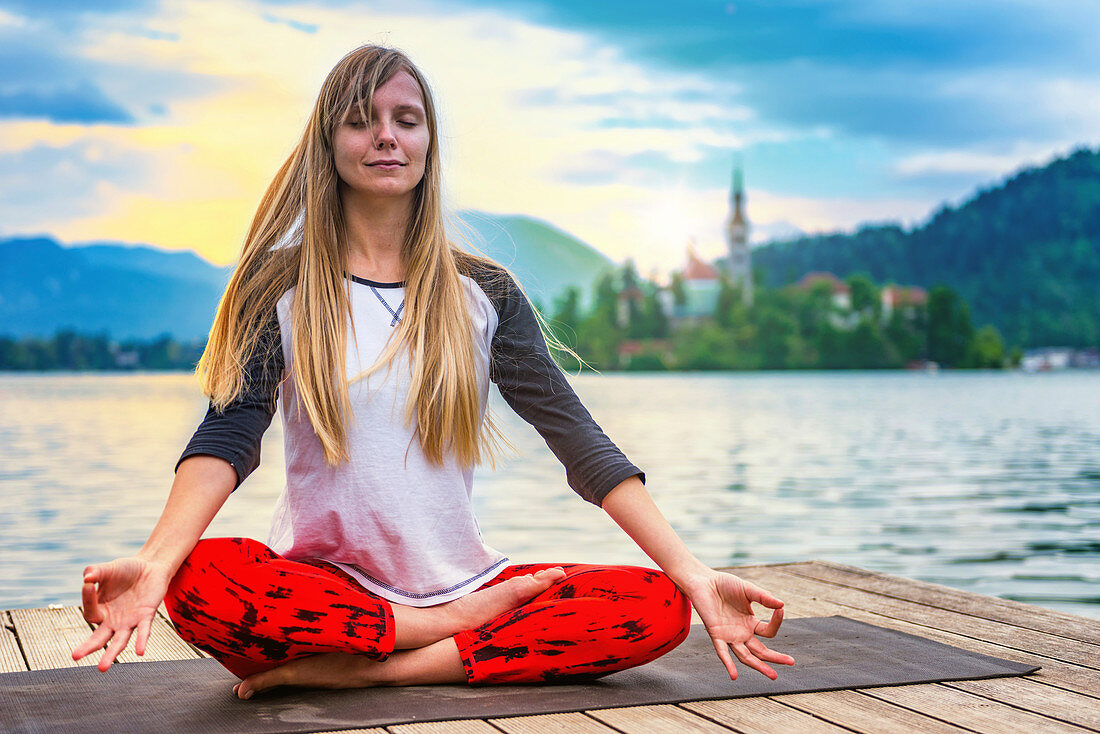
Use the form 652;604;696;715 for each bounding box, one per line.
267;274;507;605
178;263;645;608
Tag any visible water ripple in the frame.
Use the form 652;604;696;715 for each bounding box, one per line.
0;370;1097;620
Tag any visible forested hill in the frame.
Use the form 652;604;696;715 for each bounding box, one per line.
751;146;1100;348
0;212;614;340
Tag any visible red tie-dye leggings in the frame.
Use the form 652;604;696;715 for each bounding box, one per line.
163;537;692;685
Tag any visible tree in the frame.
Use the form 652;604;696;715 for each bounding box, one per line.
967;324;1006;368
755;306;797;369
927;285;975;367
548;286;583;370
669;272;687;307
847;320;896;368
633;288;669;339
846;272;880;318
550;287;582;344
671;323;738;370
591;272;618;327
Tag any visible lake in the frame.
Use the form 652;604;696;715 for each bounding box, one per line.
0;370;1097;619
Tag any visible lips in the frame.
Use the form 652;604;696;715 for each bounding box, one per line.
368;160;404;166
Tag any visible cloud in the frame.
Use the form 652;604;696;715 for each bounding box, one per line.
464;0;1100;151
0;0;156;17
0;8;213;126
0;81;134;124
261;11;318;33
0;138;152;227
1;0;1098;278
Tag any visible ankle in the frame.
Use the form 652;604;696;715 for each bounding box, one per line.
392;604;454;649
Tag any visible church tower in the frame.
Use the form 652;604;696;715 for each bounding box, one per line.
725;160;753;305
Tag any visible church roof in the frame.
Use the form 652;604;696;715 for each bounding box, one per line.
883;285;928;306
684;250;720;281
796;271;850;295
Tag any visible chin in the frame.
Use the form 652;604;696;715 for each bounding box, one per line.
344;181;410;197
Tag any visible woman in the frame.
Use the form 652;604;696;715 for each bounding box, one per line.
73;44;794;698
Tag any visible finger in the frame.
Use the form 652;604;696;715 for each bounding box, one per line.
72;624;113;661
710;637;738;681
134;614;154;657
744;581;785;610
732;641;778;680
81;582;103;624
97;627;133;673
83;565;101;584
747;637;795;666
755;605;784;638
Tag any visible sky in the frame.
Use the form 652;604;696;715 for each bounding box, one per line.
1;0;1098;278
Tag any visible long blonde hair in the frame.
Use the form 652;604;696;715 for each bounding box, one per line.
196;44;512;469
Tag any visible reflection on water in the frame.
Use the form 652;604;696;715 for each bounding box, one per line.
0;371;1097;618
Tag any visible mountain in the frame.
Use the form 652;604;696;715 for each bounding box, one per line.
751;146;1100;348
0;237;231;341
0;213;615;340
450;210;614;309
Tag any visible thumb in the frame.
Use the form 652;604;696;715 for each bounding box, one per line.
746;582;785;609
81;582;104;624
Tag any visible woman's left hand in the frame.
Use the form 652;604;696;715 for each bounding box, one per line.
681;570;795;680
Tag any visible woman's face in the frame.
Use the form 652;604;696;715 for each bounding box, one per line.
333;70;430;205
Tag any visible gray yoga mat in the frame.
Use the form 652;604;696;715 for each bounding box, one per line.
1;616;1038;734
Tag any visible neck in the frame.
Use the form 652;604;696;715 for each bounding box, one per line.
340;186;412;282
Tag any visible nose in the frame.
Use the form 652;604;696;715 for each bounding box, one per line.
373;120;397;149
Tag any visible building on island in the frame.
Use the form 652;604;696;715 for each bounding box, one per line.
795;272;858;330
724;163;753;305
658;240;722;324
796;272;851;310
645;159;927;335
657;160;752;326
881;285;928;320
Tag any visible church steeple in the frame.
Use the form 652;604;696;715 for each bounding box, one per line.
732;165;745;223
725;155;753;304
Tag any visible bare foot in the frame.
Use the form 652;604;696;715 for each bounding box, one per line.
439;566;566;634
234;652;375;699
234;639;468;698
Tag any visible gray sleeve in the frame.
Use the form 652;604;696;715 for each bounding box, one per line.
471;263;644;506
175;311;284;490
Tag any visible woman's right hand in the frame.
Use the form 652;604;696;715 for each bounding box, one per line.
72;557;173;672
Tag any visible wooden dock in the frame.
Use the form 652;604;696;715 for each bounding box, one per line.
3;560;1098;733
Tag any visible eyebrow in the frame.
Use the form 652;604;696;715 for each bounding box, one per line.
346;103;423;119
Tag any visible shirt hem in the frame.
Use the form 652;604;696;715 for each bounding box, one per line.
326;556;511;607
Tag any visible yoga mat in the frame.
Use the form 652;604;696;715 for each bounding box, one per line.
1;616;1038;734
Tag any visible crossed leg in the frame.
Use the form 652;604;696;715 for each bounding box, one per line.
164;538;692;698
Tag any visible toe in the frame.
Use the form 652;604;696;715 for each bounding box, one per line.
532;567;566;586
238;670;274;699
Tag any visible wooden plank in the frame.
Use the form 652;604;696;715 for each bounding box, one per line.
156;605;211;658
114;613;203;664
944;677;1100;731
780;560;1100;645
490;712;618;733
861;683;1095;734
8;606;96;670
682;698;854;734
588;703;735;732
773;689;974;733
387;722;499;734
727;565;1100;669
730;566;1100;698
1;611;29;673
